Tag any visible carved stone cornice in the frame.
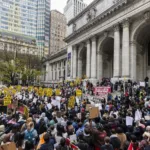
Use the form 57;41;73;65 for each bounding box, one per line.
68;0;100;25
65;0;128;43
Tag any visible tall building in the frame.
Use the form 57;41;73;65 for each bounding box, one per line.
64;0;87;22
37;0;50;57
0;0;50;57
50;10;67;55
0;0;37;37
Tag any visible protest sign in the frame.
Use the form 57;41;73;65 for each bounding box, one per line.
56;89;61;96
86;104;93;111
140;82;145;87
1;142;16;150
94;87;111;95
3;96;11;106
46;88;53;97
68;96;75;108
76;89;82;97
89;107;99;119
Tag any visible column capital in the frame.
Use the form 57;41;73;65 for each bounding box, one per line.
122;18;130;28
114;24;120;31
86;39;90;44
91;36;96;42
73;45;77;50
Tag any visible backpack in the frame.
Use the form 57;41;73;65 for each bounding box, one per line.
25;129;35;142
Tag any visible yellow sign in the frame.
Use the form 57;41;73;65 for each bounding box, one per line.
76;89;82;97
56;89;61;96
4;97;11;106
70;82;74;87
68;96;75;108
28;86;33;92
46;88;53;97
38;87;44;96
16;85;21;92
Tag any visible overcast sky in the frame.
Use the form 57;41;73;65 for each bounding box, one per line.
51;0;93;13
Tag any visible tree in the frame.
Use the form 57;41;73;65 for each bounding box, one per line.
0;51;43;85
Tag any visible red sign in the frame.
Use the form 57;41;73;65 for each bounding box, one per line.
94;87;111;95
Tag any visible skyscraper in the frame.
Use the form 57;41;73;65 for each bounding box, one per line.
0;0;50;57
50;10;67;55
0;0;37;37
64;0;87;22
37;0;50;57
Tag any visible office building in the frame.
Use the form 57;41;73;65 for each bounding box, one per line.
64;0;87;22
50;10;67;55
0;0;50;57
37;0;50;57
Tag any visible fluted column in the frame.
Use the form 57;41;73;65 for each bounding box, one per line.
61;61;63;77
97;52;103;80
50;64;53;81
57;62;59;81
122;19;130;77
53;64;55;80
86;40;91;78
45;62;49;81
130;41;137;81
73;46;77;79
113;24;121;78
77;57;82;78
91;37;97;79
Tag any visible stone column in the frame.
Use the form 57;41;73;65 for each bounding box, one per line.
113;24;121;78
45;62;49;81
130;41;137;81
61;61;64;79
77;57;82;78
86;40;91;78
50;64;52;81
57;62;59;81
97;52;103;80
53;64;55;80
73;46;77;79
91;36;97;79
122;19;130;77
65;60;67;80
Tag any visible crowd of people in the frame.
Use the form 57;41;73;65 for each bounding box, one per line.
0;79;150;150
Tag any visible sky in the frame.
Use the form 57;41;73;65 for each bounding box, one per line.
51;0;93;14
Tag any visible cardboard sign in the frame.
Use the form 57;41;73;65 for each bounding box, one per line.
68;96;75;108
89;107;99;119
76;89;82;97
1;142;16;150
86;104;93;111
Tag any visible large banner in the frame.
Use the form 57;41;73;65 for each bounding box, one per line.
94;87;111;95
67;53;71;77
94;87;111;100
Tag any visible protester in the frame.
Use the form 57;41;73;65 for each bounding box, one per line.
0;79;150;150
